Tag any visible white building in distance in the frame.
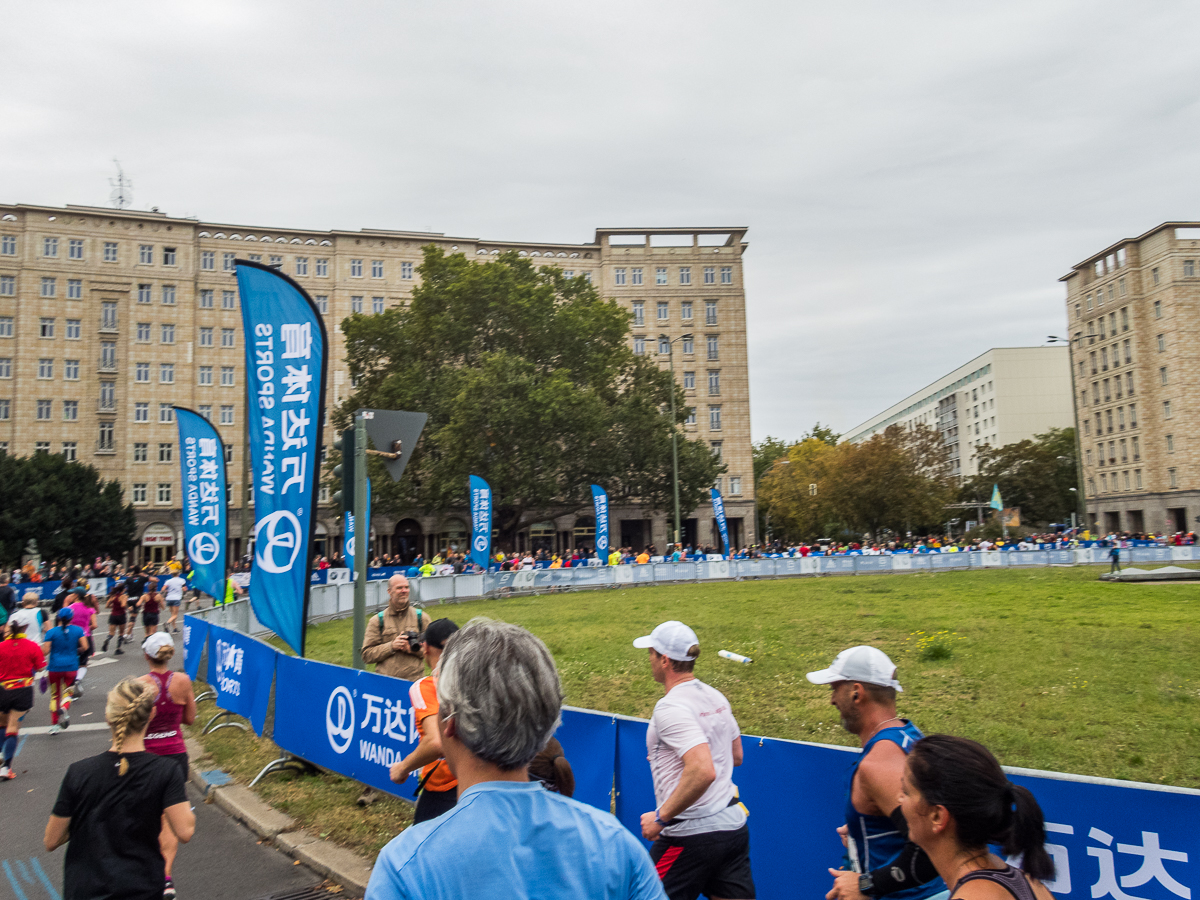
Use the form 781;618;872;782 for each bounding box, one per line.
845;347;1072;479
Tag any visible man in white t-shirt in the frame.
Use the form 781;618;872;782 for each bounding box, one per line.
634;620;754;900
162;574;187;634
10;593;46;645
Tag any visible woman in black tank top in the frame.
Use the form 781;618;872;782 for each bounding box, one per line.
898;734;1056;900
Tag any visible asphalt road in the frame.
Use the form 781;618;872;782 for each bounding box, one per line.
0;619;319;900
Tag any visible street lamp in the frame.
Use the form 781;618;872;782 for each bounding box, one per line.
1048;336;1088;530
661;333;693;547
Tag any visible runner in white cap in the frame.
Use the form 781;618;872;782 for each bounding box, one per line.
634;621;754;900
808;646;946;900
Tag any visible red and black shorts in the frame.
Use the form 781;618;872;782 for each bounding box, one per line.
651;823;755;900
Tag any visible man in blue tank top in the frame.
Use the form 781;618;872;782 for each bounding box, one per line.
807;646;947;900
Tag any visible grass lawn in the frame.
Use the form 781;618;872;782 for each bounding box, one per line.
191;565;1200;860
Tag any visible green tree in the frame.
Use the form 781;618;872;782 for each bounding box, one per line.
338;248;723;546
960;428;1078;527
0;452;137;565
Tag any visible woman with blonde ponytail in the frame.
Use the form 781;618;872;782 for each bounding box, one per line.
45;677;195;900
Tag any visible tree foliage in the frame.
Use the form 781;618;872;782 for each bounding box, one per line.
960;428;1078;527
0;452;137;565
337;248;723;543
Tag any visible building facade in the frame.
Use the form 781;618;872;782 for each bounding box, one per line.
845;347;1072;479
0;204;753;562
1061;223;1200;535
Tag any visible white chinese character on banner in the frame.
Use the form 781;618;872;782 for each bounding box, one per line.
201;504;220;525
199;437;218;457
199;459;219;479
281;455;306;494
282;365;312;403
280;323;312;360
283;409;311;451
199;481;221;503
361;694;384;734
382;699;407;741
1089;828;1191;900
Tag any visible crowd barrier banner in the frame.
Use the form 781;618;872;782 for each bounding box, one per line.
205;623;276;735
182;614;209;681
555;708;617;813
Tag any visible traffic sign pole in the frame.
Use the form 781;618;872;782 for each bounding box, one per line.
352;414;369;670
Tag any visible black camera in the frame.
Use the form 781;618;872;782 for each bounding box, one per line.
405;631;424;652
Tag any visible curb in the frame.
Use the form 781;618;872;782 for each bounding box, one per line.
185;739;374;898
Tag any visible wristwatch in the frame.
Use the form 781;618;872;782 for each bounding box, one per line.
859;873;876;896
654;810;665;826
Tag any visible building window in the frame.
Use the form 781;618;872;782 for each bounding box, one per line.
633;336;645;356
681;301;693;320
706;335;719;360
708;370;720;395
0;235;15;255
372;296;385;314
199;327;213;347
683;370;695;390
295;257;308;276
161;285;176;305
657;301;669;321
730;476;741;495
614;268;626;286
43;237;58;258
40;277;56;298
711;441;723;459
198;405;212;420
134;442;148;462
135;402;149;423
349;296;362;314
66;279;81;299
704;266;715;285
1133;436;1140;460
157;483;172;504
225;443;234;464
36;400;51;420
162;247;176;266
62;442;77;462
139;244;153;265
220;405;234;425
269;255;282;269
658;337;670;355
159;404;174;423
158;442;173;462
1169;468;1177;489
1151;267;1160;285
316;258;329;277
1156;333;1166;352
315;295;328;314
134;322;150;343
720;266;732;284
1186;260;1196;277
1167;434;1174;453
223;252;236;272
200;250;215;271
0;358;11;378
37;358;52;379
40;318;54;338
350;259;363;277
401;262;413;279
632;302;644;326
1130;403;1138;427
1086;449;1093;465
679;267;691;285
655;267;667;285
99;422;116;451
199;289;214;308
371;260;384;278
685;409;696;425
631;268;643;285
132;483;147;504
100;342;116;369
0;276;12;297
220;366;234;386
198;366;213;386
67;238;83;260
1135;469;1142;489
705;300;718;325
1123;339;1131;364
682;335;694;355
1160;366;1168;385
137;284;151;304
1163;400;1172;419
0;400;8;421
222;290;236;310
0;317;11;338
221;328;235;348
709;406;722;430
161;324;175;344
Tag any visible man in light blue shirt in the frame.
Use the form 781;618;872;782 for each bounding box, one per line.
366;618;665;900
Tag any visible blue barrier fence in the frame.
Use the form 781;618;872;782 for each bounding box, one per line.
184;615;1200;899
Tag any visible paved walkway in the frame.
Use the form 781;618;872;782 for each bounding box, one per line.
0;622;319;900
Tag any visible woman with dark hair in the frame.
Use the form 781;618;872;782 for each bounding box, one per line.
901;734;1054;900
527;737;575;797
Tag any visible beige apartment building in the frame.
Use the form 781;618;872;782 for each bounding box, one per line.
0;204;754;563
1061;223;1200;535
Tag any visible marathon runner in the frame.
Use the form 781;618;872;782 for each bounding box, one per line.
0;617;46;780
43;608;88;734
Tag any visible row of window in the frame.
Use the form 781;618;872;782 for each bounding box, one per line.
1084;372;1135;405
1083;403;1137;436
0;399;236;423
1088;469;1149;495
712;475;742;495
1089;437;1141;467
614;266;733;286
633;335;720;359
632;300;720;326
0;316;238;348
1084;339;1133;377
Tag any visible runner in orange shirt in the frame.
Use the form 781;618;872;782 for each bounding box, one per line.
388;618;460;823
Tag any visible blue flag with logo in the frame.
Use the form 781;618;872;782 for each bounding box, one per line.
990;484;1003;511
236;261;328;657
591;485;610;557
712;487;731;557
469;475;492;570
345;478;371;572
174;407;227;603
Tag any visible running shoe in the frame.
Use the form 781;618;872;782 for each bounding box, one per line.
115;648;125;655
48;724;62;735
0;765;9;779
71;684;83;699
59;708;70;729
163;877;177;899
3;767;13;781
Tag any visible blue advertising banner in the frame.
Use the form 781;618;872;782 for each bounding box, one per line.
205;623;277;736
345;478;371;573
711;487;731;557
555;707;617;813
591;485;610;557
174;407;227;603
235;261;328;656
182;614;209;681
469;475;492;570
272;653;421;797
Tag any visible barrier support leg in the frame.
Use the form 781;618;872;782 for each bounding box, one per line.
249;752;318;788
202;709;249;735
194;688;216;704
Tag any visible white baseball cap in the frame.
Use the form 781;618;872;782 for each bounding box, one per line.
633;620;699;661
806;645;903;692
142;632;175;657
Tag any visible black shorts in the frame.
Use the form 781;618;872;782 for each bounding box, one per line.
162;751;189;783
143;613;159;626
413;787;457;824
651;823;755;900
0;686;34;715
109;614;127;626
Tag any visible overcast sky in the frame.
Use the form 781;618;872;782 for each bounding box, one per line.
6;1;1200;442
